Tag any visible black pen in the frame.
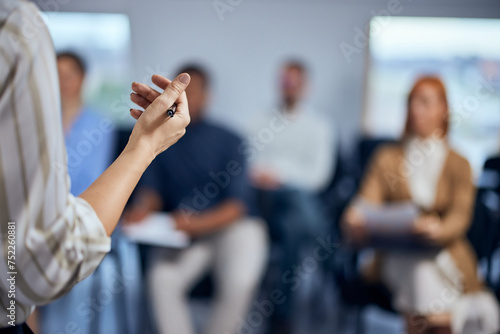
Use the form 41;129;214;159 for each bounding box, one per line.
167;104;177;118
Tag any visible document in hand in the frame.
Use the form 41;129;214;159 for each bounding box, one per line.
122;213;190;248
357;200;420;235
355;200;433;250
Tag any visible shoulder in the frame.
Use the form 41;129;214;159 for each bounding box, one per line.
81;109;112;126
1;0;55;71
447;148;472;175
448;148;469;165
1;0;38;22
371;143;403;164
248;108;281;131
202;120;243;145
1;0;48;43
81;108;103;120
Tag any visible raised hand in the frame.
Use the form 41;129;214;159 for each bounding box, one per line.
127;73;191;160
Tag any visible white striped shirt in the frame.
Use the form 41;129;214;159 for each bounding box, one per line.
0;0;111;326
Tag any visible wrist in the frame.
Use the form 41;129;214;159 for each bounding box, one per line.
173;211;198;231
122;139;155;172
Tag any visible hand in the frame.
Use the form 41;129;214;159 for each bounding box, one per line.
341;207;368;244
171;210;196;235
122;188;162;224
250;169;281;190
127;73;191;161
122;206;150;224
413;214;444;245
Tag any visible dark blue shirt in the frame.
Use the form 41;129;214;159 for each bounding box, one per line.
141;119;251;213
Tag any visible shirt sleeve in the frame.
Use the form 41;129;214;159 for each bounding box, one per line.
220;133;251;206
356;145;394;205
291;119;336;192
0;1;110;324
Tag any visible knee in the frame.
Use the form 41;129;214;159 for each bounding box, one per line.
147;262;186;296
218;272;260;301
412;259;435;273
407;314;451;334
218;220;269;294
411;260;439;289
231;218;269;251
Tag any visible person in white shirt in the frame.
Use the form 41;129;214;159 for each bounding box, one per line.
0;1;190;332
246;60;336;333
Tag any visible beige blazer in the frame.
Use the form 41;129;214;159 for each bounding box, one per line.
356;143;482;293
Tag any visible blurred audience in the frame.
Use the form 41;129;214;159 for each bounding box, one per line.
126;65;269;334
342;76;500;334
57;52;115;195
247;60;336;333
24;49;500;334
37;52;141;334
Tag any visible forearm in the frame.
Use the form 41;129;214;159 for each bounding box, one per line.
439;212;472;245
80;141;154;236
80;73;191;236
439;175;475;244
178;200;245;236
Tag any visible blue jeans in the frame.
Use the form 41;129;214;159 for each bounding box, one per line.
257;187;327;321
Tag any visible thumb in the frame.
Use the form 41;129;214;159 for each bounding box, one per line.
146;73;190;118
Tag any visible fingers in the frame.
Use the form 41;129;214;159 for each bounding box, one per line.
130;76;171;106
130;108;143;120
130;76;173;109
151;74;171;90
147;73;190;119
130;73;190;124
346;207;365;227
130;93;151;109
131;82;161;104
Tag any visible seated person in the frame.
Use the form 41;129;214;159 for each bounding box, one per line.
126;65;269;334
246;60;336;333
38;52;134;334
342;76;499;334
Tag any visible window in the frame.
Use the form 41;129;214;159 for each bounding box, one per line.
363;16;500;176
42;12;133;125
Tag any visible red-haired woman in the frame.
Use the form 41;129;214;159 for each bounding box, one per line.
342;77;499;334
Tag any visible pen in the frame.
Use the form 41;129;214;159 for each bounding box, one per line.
167;104;177;118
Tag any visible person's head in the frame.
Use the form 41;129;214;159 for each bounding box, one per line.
176;64;210;122
280;60;308;108
403;76;449;140
56;51;86;103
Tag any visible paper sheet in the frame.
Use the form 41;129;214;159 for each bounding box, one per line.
357;200;420;235
354;200;434;250
122;213;190;249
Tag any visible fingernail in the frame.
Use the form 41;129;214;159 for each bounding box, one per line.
179;73;190;84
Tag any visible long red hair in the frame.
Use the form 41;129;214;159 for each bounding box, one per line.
403;76;449;139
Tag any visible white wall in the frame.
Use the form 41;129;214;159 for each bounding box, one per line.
35;0;500;150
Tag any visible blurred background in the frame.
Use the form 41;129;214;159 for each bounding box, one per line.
39;0;500;169
32;0;500;333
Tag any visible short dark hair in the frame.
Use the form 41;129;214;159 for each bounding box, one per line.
56;51;86;75
283;59;308;76
176;64;210;89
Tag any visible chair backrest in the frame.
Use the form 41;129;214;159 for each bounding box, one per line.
331;136;398;311
481;157;500;193
468;156;500;260
358;137;398;175
325;137;397;231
